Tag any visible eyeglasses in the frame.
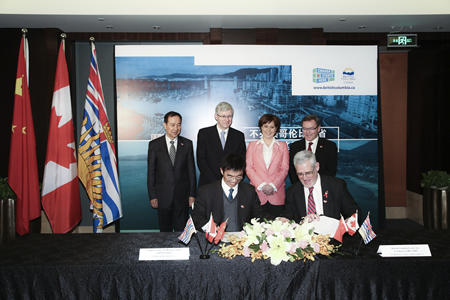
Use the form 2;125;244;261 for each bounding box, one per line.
302;127;318;132
297;169;315;178
217;114;233;119
226;174;243;181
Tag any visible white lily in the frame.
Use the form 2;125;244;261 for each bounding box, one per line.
243;218;265;246
292;221;314;243
265;234;292;265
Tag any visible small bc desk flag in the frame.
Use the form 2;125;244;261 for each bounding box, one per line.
178;216;196;244
359;212;376;244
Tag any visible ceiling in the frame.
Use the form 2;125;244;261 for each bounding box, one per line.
0;14;449;33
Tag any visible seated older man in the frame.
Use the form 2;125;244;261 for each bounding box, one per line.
281;150;359;223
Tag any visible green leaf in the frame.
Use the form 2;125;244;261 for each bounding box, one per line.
249;244;260;251
296;248;305;258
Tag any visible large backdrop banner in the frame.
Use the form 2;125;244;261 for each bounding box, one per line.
114;45;379;231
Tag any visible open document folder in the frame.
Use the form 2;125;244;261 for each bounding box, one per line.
311;216;340;236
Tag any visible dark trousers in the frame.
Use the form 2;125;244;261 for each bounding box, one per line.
262;202;283;218
157;205;189;232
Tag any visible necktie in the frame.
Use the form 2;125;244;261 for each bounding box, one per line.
220;131;226;149
169;141;176;165
308;142;313;151
307;187;316;215
228;188;234;202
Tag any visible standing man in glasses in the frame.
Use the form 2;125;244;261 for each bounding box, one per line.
196;102;246;188
288;114;338;184
192;154;273;231
281;150;359;223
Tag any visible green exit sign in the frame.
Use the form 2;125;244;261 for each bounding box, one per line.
387;34;418;47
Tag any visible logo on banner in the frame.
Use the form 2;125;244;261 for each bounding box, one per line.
312;68;335;83
341;68;356;84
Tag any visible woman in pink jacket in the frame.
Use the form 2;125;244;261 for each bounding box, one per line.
246;114;289;217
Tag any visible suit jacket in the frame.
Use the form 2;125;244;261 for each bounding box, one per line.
147;135;196;210
192;180;273;231
288;137;338;184
282;175;359;223
196;125;246;187
245;140;289;205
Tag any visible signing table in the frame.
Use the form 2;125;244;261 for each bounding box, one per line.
1;230;450;299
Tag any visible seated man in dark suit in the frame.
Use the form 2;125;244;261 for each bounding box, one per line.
281;150;359;224
289;114;337;184
196;102;246;188
192;154;273;232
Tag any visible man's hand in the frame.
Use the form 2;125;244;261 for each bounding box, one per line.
277;217;290;223
303;213;320;223
150;198;158;209
189;197;195;208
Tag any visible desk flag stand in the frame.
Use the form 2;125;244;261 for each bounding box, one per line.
178;214;228;259
354;211;377;255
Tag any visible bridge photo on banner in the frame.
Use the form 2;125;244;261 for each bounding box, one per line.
114;45;379;231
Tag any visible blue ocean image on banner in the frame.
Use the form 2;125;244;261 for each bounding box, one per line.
115;56;378;230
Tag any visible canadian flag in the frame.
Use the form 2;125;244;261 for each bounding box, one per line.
41;41;81;233
202;213;217;243
346;212;360;236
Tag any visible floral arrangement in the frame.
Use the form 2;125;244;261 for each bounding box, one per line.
216;218;341;265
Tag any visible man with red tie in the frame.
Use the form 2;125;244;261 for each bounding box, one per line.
282;150;359;223
288;114;338;184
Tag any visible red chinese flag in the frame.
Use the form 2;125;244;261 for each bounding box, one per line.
214;221;228;244
8;36;41;235
333;216;348;243
41;41;82;233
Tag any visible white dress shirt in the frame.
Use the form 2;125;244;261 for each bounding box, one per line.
305;136;319;153
222;179;238;199
165;135;178;153
255;138;279;192
216;125;229;143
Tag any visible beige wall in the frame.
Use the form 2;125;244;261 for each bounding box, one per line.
2;0;449;15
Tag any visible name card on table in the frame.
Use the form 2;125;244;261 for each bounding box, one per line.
139;248;190;260
377;244;431;257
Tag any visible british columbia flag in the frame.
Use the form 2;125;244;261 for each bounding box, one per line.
78;41;122;232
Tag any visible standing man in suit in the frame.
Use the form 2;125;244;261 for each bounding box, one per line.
281;150;359;224
288;114;338;184
192;154;273;232
196;102;246;188
147;111;196;232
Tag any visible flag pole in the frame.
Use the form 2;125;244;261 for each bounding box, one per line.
188;214;204;256
194;233;204;256
207;237;216;253
350;209;359;254
356;211;370;255
22;28;29;84
204;232;210;254
21;28;27;59
61;33;66;51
